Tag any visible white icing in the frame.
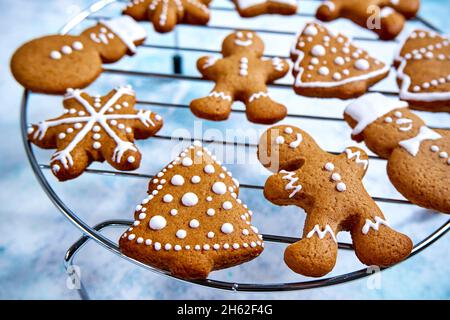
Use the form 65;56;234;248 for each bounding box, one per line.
181;192;199;206
212;182;227;195
182;157;193;166
344;93;408;135
345;148;368;170
362;216;389;235
100;16;146;53
236;0;296;10
354;59;370;71
149;215;167;230
191;176;201;183
204;164;215;174
176;229;187;239
189;219;200;228
289;133;303;149
222;201;233;210
171;174;185;186
209;91;232;101
221;223;234;234
249;91;269;102
163;194;173;203
284;127;293;134
324;162;334;171
304;25;318;36
306;224;337;242
399;126;442;156
275;136;285;144
311;44;326;57
280;170;302;198
239;57;248;77
336;182;346;192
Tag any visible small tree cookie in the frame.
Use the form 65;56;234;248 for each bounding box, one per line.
232;0;297;18
316;0;420;40
123;0;211;33
257;124;412;277
290;22;389;99
394;30;450;113
119;141;264;279
190;30;289;124
11;16;146;94
345;93;450;214
27;86;163;181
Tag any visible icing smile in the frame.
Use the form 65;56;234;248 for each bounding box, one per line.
396;118;413;132
234;39;252;46
234;31;253;47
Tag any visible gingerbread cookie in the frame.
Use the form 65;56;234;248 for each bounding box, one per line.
257;125;412;277
119;141;264;279
11;16;146;94
316;0;420;40
123;0;211;33
27;86;163;181
190;30;289;124
232;0;297;18
290;22;389;99
344;93;449;213
394;30;450;112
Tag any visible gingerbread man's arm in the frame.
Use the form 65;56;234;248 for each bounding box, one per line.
261;57;290;83
182;0;210;25
389;0;420;19
264;170;304;206
315;0;344;21
338;146;369;179
196;55;221;80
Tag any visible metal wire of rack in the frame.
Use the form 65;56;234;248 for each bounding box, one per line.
20;0;450;298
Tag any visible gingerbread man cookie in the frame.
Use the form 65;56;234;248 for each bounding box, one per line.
290;22;390;99
190;30;289;124
123;0;211;33
11;16;146;94
27;86;163;181
119;141;264;279
316;0;420;40
394;30;450;113
232;0;297;18
257;124;412;277
345;93;449;214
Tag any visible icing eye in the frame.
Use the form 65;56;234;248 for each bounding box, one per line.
247;32;253;39
384;117;393;123
236;31;243;38
394;111;402;118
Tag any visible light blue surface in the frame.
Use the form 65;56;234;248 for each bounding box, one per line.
0;0;449;299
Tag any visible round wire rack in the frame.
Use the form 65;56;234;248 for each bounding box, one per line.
20;0;450;298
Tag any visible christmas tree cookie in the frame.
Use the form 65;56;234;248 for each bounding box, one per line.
119;141;264;279
394;30;450;112
290;22;390;99
123;0;211;33
27;86;163;181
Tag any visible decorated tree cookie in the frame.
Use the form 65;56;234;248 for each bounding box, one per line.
11;16;146;94
27;86;163;181
394;30;450;113
123;0;211;33
190;30;289;124
290;22;390;99
344;93;449;214
232;0;297;18
119;141;264;279
316;0;420;40
257;124;412;277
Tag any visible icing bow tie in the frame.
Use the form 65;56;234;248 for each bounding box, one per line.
399;126;442;156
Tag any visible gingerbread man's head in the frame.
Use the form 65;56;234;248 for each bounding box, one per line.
344;93;425;158
222;30;265;57
258;125;322;173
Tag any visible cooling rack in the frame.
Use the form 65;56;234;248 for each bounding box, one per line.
20;0;450;298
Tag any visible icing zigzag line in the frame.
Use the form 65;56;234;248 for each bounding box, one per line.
345;148;368;170
280;170;302;198
209;91;232;101
362;216;389;235
249;91;269;102
306;224;337;243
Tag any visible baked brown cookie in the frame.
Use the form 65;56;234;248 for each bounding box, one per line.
119;141;264;279
344;93;450;213
27;86;163;181
190;30;289;124
394;30;450;112
257;124;412;277
290;22;389;99
316;0;420;40
123;0;211;33
11;16;146;94
232;0;297;18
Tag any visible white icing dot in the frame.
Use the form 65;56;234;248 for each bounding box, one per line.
336;182;347;192
176;229;187;239
212;182;227;195
213;244;220;250
232;243;240;249
154;242;161;250
136;204;143;211
163;194;173;203
394;111;402;118
182;157;193;167
136;237;143;244
52;164;60;173
207;208;215;216
385;117;393;123
324;162;334;171
304;25;318;36
170;209;178;216
275;136;285;144
171;174;185;186
242;229;249;236
310;57;319;65
149;215;167;230
333;72;341;80
127;234;135;241
165;244;172;251
61;45;72;54
355;59;370;71
174;245;182;251
342;69;350;75
311;44;326;57
92;142;101;149
191;176;201;184
221;223;234;234
204;164;215;174
181;192;198;206
222;201;233;210
334;57;345;65
138;213;146;219
92;125;101;132
430;145;439;152
50;50;61;59
58;133;66;139
189;219;200;228
284;127;293;134
331;173;341;181
72;41;83;50
206;196;213;202
127;156;135;163
439;152;448;158
207;231;215;238
110;120;117;126
118;124;125;130
145;239;152;246
318;66;329;76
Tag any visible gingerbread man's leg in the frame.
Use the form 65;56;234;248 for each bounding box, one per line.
284;209;339;277
244;87;286;125
190;84;235;121
350;196;412;267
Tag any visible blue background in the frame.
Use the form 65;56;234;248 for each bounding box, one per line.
0;0;449;299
